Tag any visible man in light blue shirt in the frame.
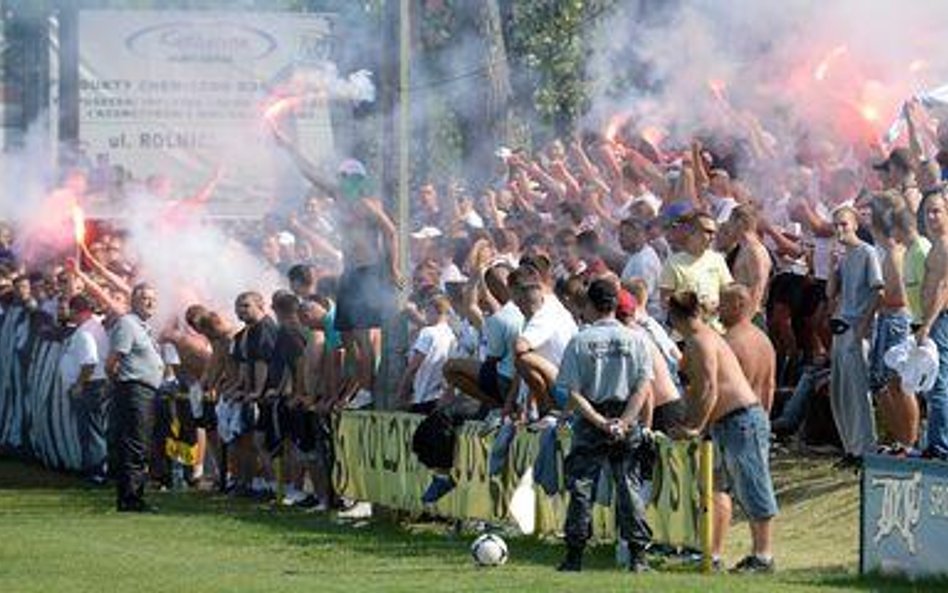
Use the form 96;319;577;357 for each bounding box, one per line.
555;278;653;573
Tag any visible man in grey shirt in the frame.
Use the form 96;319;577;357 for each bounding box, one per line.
827;206;883;466
107;283;164;512
554;278;653;573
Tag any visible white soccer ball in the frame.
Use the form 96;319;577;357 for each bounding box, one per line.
471;533;508;567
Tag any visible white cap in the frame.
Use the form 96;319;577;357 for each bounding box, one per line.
410;226;443;240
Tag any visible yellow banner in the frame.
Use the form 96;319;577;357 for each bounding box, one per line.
332;411;703;548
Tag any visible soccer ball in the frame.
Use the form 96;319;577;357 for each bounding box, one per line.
471;533;508;567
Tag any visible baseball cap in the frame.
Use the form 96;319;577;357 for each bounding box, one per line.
660;200;695;228
337;158;368;177
616;288;638;319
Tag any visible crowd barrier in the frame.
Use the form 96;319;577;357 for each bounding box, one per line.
333;410;711;549
0;307;82;470
0;307;711;553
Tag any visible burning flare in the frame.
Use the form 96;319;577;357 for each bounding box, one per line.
71;201;86;246
263;95;304;124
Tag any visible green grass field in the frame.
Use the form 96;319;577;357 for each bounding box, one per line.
0;454;939;593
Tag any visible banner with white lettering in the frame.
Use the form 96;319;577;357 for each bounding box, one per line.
861;454;948;577
78;10;341;218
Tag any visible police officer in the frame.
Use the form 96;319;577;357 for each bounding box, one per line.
555;278;653;572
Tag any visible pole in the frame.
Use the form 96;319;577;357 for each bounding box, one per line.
397;0;411;298
699;437;714;573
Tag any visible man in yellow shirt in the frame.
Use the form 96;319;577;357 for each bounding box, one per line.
659;211;733;329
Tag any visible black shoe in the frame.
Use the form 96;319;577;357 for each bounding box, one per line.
629;554;651;573
557;546;583;572
730;555;774;574
833;454;861;470
117;499;158;513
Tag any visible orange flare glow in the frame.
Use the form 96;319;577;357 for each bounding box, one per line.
604;114;628;142
707;79;727;102
263;96;303;122
640;125;666;146
859;104;880;123
71;202;86;246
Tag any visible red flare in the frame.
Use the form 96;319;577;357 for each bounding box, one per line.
263;95;303;123
640;125;666;147
71;202;86;246
604;114;628;142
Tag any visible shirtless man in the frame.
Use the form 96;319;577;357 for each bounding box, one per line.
727;206;772;326
720;284;776;413
916;192;948;460
868;196;915;447
188;308;240;490
276;132;402;408
668;291;777;573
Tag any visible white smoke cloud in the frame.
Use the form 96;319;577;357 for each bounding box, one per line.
587;0;948;159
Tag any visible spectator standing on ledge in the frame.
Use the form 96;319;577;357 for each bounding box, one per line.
107;283;164;512
827;206;883;467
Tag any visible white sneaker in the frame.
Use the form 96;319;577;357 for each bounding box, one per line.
281;487;309;506
346;389;374;410
251;477;271;493
337;501;373;519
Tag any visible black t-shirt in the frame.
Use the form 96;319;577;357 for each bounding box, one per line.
232;316;278;393
232;316;278;364
265;325;307;392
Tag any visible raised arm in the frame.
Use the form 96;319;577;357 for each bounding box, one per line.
79;243;131;296
273;127;339;197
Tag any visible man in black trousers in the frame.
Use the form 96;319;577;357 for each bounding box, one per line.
107;283;165;512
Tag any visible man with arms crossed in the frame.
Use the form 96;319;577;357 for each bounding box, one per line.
668;291;777;573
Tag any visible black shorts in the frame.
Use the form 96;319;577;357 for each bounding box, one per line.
195;399;218;430
288;408;319;454
334;264;395;331
476;361;511;407
257;399;287;457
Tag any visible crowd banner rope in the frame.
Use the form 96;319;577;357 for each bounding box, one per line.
0;309;712;555
332;410;712;550
0;307;83;471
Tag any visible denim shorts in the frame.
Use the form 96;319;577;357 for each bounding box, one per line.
869;311;911;392
710;405;779;520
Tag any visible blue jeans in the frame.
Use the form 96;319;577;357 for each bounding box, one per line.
775;364;829;431
710;405;779;520
925;314;948;458
869;311;911;392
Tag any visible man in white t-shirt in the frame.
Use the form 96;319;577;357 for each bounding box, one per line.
511;263;578;412
397;295;457;415
60;295;110;482
619;217;663;319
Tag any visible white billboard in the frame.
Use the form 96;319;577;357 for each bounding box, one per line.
78;10;347;217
